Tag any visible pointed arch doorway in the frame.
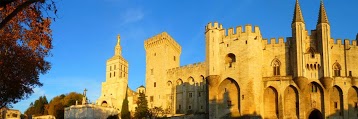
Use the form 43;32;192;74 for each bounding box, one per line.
308;109;323;119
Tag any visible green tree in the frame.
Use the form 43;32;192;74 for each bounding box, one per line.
47;92;82;119
121;91;130;119
24;96;48;117
134;92;148;119
63;92;83;107
0;0;57;108
47;95;64;119
149;107;165;118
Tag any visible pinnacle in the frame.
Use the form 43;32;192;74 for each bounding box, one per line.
292;0;305;24
317;0;329;24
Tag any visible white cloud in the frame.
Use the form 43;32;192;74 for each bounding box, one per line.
120;8;144;25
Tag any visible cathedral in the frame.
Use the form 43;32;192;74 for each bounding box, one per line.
96;0;358;119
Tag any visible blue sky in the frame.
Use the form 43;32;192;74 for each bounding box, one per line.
13;0;358;113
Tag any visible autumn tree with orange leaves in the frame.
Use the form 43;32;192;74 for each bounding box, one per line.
0;0;57;108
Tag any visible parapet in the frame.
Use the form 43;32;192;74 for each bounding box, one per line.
144;32;182;53
330;38;357;47
262;37;286;47
205;22;223;32
223;24;262;39
167;62;205;74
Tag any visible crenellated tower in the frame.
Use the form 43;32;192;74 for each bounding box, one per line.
205;22;224;76
316;0;332;78
291;0;307;77
144;32;181;109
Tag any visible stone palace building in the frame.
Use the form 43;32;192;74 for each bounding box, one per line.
95;0;358;118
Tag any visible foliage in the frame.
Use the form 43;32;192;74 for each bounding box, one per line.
24;92;82;119
24;96;48;117
134;92;148;119
148;106;165;118
47;92;82;119
121;92;130;119
0;0;57;108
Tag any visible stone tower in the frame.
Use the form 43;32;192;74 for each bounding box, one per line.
97;34;129;110
316;0;331;78
144;32;181;109
291;0;307;78
205;22;223;76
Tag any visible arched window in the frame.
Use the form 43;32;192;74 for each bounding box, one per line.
272;59;281;76
333;62;341;77
226;53;236;68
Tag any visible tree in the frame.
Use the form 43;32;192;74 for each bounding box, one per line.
24;92;82;119
0;0;57;108
47;92;82;119
134;92;148;119
148;107;165;118
24;96;48;117
121;91;130;119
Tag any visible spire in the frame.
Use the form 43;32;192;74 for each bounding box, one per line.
292;0;305;24
317;0;329;24
115;34;122;56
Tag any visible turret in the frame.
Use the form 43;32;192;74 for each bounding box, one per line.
316;0;331;78
291;0;307;77
205;22;224;75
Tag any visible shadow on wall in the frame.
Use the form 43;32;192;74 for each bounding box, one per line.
174;77;208;115
326;104;358;119
172;77;263;119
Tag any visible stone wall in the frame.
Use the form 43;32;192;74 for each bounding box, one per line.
64;104;118;119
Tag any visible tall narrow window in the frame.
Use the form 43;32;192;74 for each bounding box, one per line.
349;71;352;77
311;84;318;93
114;72;115;77
150;96;153;102
151;69;154;75
174;56;176;61
334;102;338;109
333;62;341;77
154;82;156;87
272;59;281;76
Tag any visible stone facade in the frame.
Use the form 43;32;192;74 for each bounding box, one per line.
64;104;118;119
0;108;20;119
144;1;358;119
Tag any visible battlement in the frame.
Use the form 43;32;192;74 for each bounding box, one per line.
167;62;205;74
144;32;182;53
205;22;223;32
262;37;286;46
223;24;261;38
330;38;357;46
